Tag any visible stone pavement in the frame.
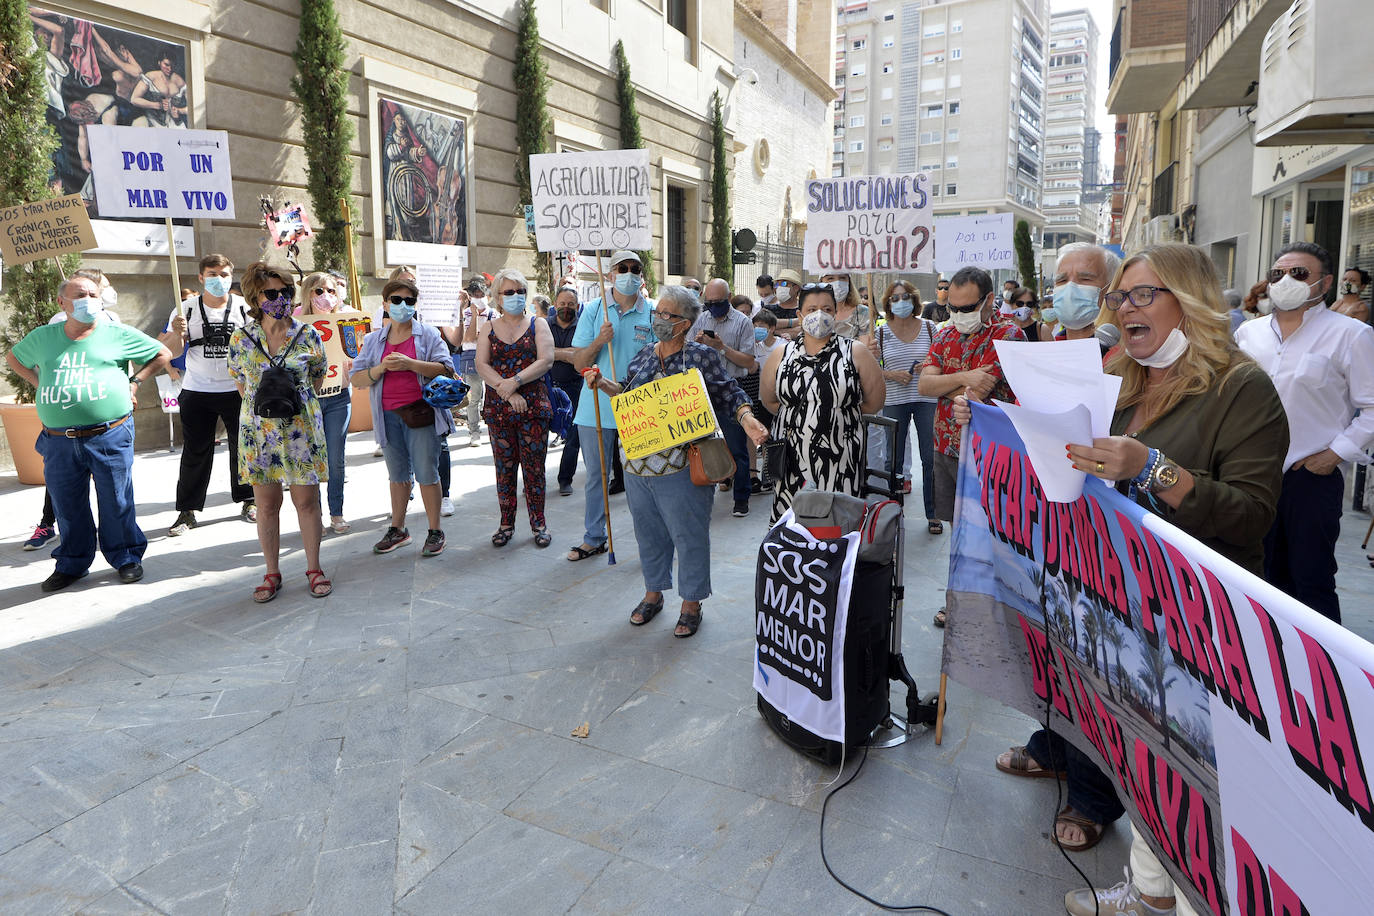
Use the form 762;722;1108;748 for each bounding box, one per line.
1;430;1372;915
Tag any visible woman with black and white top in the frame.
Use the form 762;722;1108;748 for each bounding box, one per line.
876;280;940;532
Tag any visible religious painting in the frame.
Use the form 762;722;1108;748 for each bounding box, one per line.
378;97;468;266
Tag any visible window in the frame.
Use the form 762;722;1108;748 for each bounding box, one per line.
667;0;688;33
920;131;941;144
949;74;961;88
849;90;866;103
880;87;893;100
923;52;944;65
882;63;894;74
921;77;944;92
850;63;866;77
880;112;893;125
882;36;894;48
947;128;959;142
850;140;864;152
852;38;867;50
883;11;894;20
946;183;957;196
947;156;958;169
950;48;961;60
948;101;960;115
951;19;962;32
666;185;687;275
849;115;865;128
922;25;945;38
878;140;893;151
931;184;940;197
924;105;943;119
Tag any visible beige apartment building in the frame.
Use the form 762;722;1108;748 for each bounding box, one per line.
1041;7;1103;252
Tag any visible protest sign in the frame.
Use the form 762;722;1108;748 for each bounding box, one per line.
529;149;652;252
934;213;1014;273
0;194;97;266
307;310;371;398
753;512;859;741
414;264;464;326
802;173;934;273
610;369;715;461
944;403;1374;916
85;126;235;220
154;375;181;414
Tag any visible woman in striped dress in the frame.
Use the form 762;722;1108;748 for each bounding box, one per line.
875;280;941;532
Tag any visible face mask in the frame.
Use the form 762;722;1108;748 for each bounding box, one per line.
754;326;769;342
1256;297;1273;315
389;302;416;323
312;292;338;313
204;275;231;298
1041;307;1059;324
1054;281;1103;330
71;296;102;324
801;310;835;339
950;309;985;335
1340;281;1358;297
470;295;486;310
614;272;643;296
557;306;576;322
101;287;118;309
891;300;915;319
652;316;680;342
1012;306;1032;322
1129;325;1189;369
1267;274;1319;311
687;288;701;302
776;282;794;302
831;279;850;302
260;297;293;320
502;294;527;316
705;299;730;319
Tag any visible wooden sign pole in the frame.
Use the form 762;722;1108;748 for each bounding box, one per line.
341;199;363;308
166;217;184;320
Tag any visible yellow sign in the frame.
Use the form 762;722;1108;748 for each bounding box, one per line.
305;310;371;398
0;194;97;266
612;368;717;460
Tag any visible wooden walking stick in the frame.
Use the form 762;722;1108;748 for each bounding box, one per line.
589;370;617;566
934;673;948;744
594;252;618;382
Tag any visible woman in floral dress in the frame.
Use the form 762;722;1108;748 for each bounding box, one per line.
227;262;331;603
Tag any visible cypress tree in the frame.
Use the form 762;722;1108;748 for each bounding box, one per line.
708;90;731;281
1014;219;1038;295
0;0;80;403
514;0;553;293
612;41;655;293
291;0;354;271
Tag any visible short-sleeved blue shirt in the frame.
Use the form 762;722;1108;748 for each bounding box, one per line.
571;294;654;429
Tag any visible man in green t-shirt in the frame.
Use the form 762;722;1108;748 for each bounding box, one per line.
6;276;171;592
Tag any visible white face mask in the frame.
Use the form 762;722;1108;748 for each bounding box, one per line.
1256;297;1273;315
830;279;850;302
1267;274;1320;312
1129;326;1189;369
801;310;836;339
1339;280;1358;297
950;308;985;335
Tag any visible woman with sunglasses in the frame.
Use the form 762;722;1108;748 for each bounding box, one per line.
299;271;354;533
226;262;332;603
1002;287;1045;341
476;268;555;548
876;280;938;523
350;277;456;559
760;281;886;524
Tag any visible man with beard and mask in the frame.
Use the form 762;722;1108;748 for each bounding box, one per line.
917;266;1024;626
690;278;759;516
755;274;777;310
1334;265;1370;323
924;277;951;324
548;285;584;496
1047;242;1122;352
1235;241;1374;623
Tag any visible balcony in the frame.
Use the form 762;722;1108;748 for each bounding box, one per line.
1106;0;1189;114
1150;161;1178;217
1178;0;1287;109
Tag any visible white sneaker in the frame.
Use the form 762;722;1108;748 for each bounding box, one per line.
441;497;454;517
373;446;384;458
468;431;481;448
1064;869;1175;916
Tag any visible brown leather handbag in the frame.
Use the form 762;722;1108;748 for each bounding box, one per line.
688;436;735;486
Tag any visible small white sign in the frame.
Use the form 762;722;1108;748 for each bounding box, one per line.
86;126;235;220
934;213;1015;273
415;264;464;326
529;149;652;253
155;375;181;414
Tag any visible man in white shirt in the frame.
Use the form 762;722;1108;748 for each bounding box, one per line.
690;278;758;516
1235;241;1374;623
158;254;255;535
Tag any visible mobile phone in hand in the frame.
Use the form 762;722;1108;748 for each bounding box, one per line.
703;330;717;338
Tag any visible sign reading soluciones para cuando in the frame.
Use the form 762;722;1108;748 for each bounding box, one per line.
529;149;652;253
802;173;934;273
85;126;235;220
0;194;97;266
610;369;715;461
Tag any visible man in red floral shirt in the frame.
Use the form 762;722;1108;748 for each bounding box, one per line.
918;266;1024;534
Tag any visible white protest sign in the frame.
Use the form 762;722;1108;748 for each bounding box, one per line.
802;173;934;273
85;126;235;220
155;375;181;414
934;213;1015;273
415;264;464;326
529;149;652;252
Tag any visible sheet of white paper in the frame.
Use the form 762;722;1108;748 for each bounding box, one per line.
994;400;1093;503
993;337;1118;438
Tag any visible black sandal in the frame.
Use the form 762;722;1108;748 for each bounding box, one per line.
533;528;551;548
928;520;944;535
491;527;515;547
566;543;607;561
674;608;703;638
629;597;664;626
933;610;947;628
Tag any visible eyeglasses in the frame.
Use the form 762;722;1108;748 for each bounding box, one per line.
388;295;418;306
502;288;528;297
260;288;295;302
615;263;643;275
652;310;685;322
947;303;981;314
1104;285;1172;310
1268;266;1317;283
890;293;913;303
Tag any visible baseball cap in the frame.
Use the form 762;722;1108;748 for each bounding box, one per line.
607;250;641;269
775;269;802;287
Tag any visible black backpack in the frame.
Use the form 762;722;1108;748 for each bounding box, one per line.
250;326;308;419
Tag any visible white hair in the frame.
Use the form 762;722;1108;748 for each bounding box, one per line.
491;268;528;301
1056;242;1120;286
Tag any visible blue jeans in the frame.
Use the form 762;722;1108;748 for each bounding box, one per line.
319;391;351;516
35;419;146;575
624;466;715;601
554;377;582;487
577;424;618;547
1027;728;1125;827
382;409;442;486
883;401;937;518
720;416;751;504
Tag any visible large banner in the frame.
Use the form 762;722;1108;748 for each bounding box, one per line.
944;403;1374;915
528;149;652;253
86;126;234;219
802;173;934;273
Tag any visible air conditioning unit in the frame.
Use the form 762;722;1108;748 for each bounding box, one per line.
1142;215;1180;246
1256;0;1374;146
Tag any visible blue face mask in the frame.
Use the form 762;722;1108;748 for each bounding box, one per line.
389;303;416;323
614;271;643;296
204;275;231;298
891;300;915;319
502;294;527;316
71;296;103;324
1054;281;1102;330
754;327;768;342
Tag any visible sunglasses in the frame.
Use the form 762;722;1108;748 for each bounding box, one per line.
260;288;295;302
936;285;950;291
802;282;834;291
313;287;336;296
388;295;418;306
889;293;914;302
1104;285;1171;310
615;263;643;275
1268;266;1318;283
502;288;528;296
947;303;981;314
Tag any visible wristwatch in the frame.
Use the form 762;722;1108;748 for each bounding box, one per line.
1147;456;1181;493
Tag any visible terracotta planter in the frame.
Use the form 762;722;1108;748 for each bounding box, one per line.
348;384;373;433
0;402;45;485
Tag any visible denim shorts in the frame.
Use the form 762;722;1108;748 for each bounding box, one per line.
382;409;442;485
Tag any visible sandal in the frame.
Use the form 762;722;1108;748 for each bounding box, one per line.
566;542;608;561
533;527;551;549
933;609;947;628
928;520;944;535
629;597;664;626
306;569;332;598
253;573;282;604
673;606;703;638
491;527;515;548
1053;806;1104;853
995;745;1066;780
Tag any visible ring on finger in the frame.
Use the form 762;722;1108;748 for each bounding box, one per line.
1095;461;1105;474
